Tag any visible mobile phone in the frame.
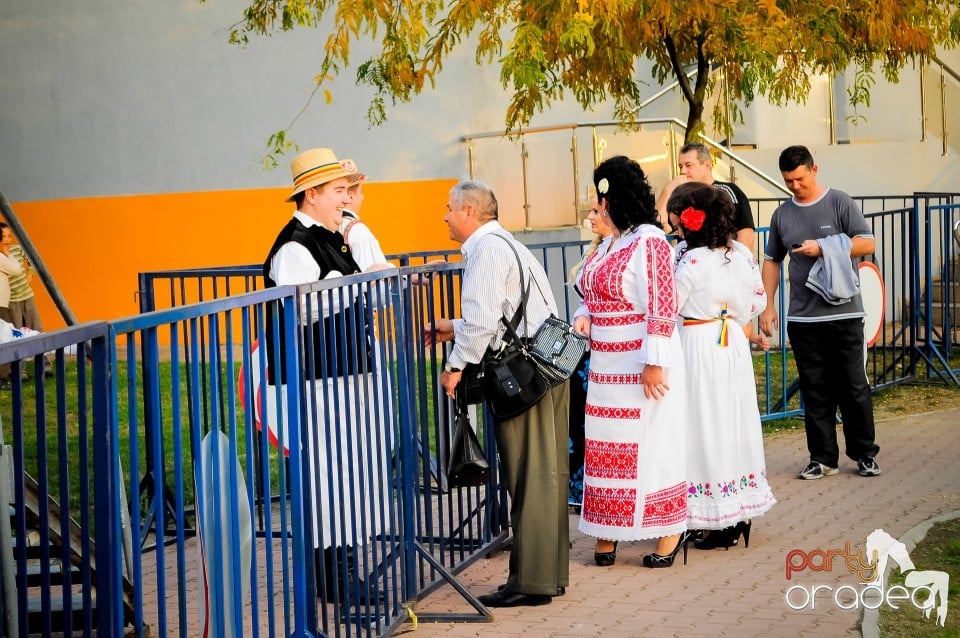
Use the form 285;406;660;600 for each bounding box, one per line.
792;243;803;248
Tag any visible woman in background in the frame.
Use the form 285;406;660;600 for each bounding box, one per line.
567;194;615;509
668;182;776;550
575;156;689;569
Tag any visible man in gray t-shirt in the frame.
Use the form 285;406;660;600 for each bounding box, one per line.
760;145;881;480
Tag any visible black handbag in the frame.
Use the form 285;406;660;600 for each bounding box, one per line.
482;321;551;421
528;315;587;385
446;390;490;488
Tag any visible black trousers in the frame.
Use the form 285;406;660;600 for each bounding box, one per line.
788;319;880;467
567;352;589;507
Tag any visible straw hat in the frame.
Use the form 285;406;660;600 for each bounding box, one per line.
287;148;356;201
341;159;366;184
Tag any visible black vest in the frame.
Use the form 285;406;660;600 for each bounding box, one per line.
263;218;371;385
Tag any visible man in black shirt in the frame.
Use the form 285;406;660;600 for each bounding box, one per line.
656;142;756;248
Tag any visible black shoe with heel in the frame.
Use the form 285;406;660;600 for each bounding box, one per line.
731;520;751;548
694;520;752;551
642;532;690;568
594;541;618;567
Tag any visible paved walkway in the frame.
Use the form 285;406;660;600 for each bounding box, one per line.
405;408;960;637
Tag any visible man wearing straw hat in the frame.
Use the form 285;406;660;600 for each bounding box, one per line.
262;147;387;609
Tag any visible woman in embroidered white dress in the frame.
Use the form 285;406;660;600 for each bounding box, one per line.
668;182;776;550
574;156;689;568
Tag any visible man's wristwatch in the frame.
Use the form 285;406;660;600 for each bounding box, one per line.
444;362;462;373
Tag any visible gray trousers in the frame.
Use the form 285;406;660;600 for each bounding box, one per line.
495;382;570;595
9;296;43;331
8;296;51;373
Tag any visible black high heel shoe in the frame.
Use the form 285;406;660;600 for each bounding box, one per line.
694;527;737;551
730;520;751;548
642;532;689;568
694;521;752;550
594;541;618;566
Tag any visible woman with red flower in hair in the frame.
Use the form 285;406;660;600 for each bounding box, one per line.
668;182;777;550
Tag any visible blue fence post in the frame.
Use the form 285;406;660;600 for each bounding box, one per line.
92;328;125;637
137;272;155;314
392;271;420;606
280;293;314;638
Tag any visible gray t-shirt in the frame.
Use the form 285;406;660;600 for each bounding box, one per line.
764;188;872;322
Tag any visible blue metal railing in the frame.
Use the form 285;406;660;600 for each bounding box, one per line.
3;193;958;638
0;323;122;637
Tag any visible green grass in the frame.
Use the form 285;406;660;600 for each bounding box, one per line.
876;516;960;637
0;355;444;535
0;358;278;535
759;350;960;435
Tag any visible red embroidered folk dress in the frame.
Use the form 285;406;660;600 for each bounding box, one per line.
576;225;688;541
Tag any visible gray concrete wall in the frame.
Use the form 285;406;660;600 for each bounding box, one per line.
0;0;613;202
2;1;958;205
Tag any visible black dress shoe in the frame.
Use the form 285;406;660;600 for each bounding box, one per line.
497;583;565;596
478;589;552;607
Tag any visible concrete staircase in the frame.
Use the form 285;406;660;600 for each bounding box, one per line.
2;471;135;636
927;257;960;343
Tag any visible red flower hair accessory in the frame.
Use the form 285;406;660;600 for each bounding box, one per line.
680;207;706;231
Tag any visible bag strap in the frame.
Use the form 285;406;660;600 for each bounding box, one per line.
342;218;359;243
489;233;555;330
488;234;530;332
454;382;467;412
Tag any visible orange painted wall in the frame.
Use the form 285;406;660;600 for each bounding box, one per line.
6;178;458;331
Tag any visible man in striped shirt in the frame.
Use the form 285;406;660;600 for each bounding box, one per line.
425;180;570;607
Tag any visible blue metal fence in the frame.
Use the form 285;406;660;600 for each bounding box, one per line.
2;194;958;638
0;323;122;637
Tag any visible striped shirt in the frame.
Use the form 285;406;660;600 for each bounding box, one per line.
7;245;34;302
0;251;22;307
448;221;558;370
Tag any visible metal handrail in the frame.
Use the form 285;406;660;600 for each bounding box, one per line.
460;117;790;228
635;67;700;111
696;137;791;195
927;55;960;156
932;55;960;85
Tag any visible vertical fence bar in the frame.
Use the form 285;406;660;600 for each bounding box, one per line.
93;327;125;637
280;293;311;638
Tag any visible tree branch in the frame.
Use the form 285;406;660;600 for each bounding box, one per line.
664;32;694;105
693;35;710;101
